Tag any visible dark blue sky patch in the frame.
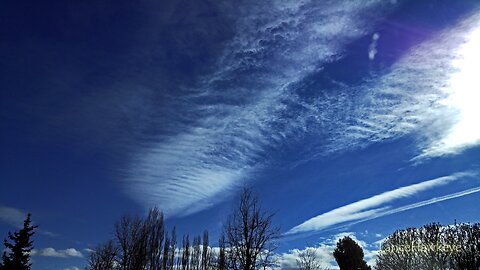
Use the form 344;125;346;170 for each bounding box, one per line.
1;1;480;269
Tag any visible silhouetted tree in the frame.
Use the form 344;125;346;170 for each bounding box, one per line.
376;222;480;270
146;208;165;270
115;215;149;270
88;207;252;270
87;240;117;270
258;248;278;270
217;234;226;270
225;188;280;270
333;236;370;270
191;235;201;270
181;234;190;270
169;227;177;270
163;234;170;270
445;222;480;269
418;223;450;269
376;227;419;270
1;213;38;270
201;231;209;270
296;248;323;270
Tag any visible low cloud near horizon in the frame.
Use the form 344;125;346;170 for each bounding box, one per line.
278;232;380;269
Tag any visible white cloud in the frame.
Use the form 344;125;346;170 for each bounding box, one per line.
287;172;475;234
368;33;380;60
0;205;25;228
337;11;480;160
63;267;81;270
417;20;480;158
278;245;336;270
63;267;80;270
348;185;480;228
40;230;60;237
32;248;83;258
372;237;387;248
257;9;480;168
277;232;377;269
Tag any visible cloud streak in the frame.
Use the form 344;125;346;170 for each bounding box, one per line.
287;172;477;234
347;185;480;228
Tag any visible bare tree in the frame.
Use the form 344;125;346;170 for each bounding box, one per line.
115;215;148;270
296;248;322;270
225;187;280;270
447;223;480;269
191;235;201;270
217;234;226;270
181;234;190;270
201;230;209;270
376;222;480;270
94;208;243;270
87;240;117;270
169;227;177;270
146;208;165;270
258;248;278;270
376;227;420;270
163;234;170;270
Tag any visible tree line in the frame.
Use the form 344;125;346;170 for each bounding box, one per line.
88;207;220;270
87;188;280;270
1;189;479;270
376;222;480;270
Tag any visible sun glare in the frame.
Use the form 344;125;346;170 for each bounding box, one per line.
430;25;480;156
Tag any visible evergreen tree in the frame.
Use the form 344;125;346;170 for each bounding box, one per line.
1;213;38;270
333;236;371;270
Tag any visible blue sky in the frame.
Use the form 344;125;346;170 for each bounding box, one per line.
1;0;480;269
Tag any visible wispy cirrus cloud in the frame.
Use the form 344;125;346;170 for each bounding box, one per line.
126;0;398;216
334;10;480;159
287;172;477;234
416;18;480;159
